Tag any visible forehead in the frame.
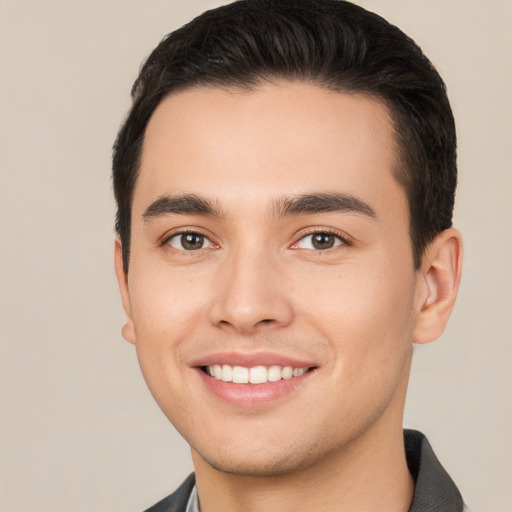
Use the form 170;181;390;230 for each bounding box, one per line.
134;82;405;219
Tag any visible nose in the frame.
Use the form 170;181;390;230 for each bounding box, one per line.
209;248;294;335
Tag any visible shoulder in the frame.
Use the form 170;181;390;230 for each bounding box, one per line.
143;474;196;512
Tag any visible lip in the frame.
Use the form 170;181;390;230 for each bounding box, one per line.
191;351;318;407
195;367;316;407
191;351;315;368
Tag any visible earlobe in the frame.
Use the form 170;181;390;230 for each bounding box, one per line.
413;228;463;344
114;238;136;345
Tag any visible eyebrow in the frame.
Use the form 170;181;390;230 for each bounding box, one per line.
142;191;377;222
274;192;377;219
142;194;222;222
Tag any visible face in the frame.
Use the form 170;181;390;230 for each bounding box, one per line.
116;83;427;476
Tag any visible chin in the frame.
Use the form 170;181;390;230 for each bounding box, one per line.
201;454;309;477
193;438;327;477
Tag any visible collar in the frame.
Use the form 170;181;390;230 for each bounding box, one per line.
185;484;199;512
405;429;464;512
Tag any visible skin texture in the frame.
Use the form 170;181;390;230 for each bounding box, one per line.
115;82;462;512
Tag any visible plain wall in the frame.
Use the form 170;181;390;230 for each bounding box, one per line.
0;1;510;510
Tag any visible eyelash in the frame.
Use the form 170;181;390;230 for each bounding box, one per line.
162;228;218;252
162;227;351;252
291;228;351;251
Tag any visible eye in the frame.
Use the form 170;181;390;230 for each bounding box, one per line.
166;232;217;251
294;232;346;250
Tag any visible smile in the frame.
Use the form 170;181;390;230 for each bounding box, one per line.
204;364;309;384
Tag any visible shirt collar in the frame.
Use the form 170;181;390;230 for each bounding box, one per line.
185;484;200;512
405;429;464;512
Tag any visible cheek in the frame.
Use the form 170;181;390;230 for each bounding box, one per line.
127;272;204;417
129;265;209;340
297;261;417;362
126;269;213;400
303;266;415;419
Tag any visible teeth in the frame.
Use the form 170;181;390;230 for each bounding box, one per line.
205;364;309;384
268;365;282;382
232;366;249;384
249;366;267;384
213;364;222;379
221;364;233;382
281;366;293;379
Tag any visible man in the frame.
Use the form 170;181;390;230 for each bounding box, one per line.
112;0;466;510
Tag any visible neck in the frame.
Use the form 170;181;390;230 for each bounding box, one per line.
192;421;414;512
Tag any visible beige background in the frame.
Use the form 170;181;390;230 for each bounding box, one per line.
0;1;510;511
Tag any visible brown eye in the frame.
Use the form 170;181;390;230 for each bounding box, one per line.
167;232;212;251
311;233;335;249
295;232;344;250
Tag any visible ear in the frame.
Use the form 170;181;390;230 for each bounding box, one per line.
114;238;136;344
413;228;463;344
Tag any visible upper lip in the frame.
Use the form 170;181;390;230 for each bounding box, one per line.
191;351;316;368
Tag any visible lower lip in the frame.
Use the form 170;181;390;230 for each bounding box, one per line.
195;368;315;407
